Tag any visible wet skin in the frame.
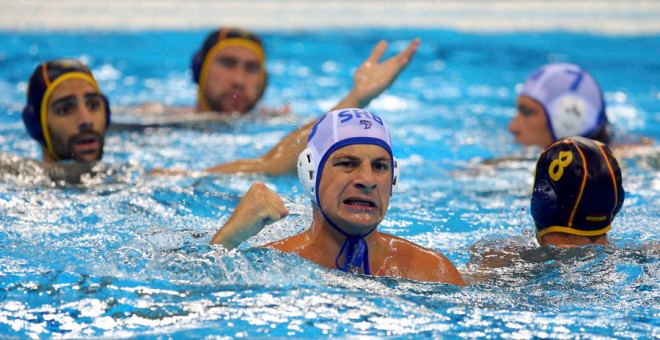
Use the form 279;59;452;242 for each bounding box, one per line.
202;45;262;113
508;95;554;148
317;144;392;235
46;79;106;162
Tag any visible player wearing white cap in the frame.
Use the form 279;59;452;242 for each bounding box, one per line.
509;63;610;148
210;108;465;285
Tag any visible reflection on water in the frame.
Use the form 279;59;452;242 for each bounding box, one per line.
2;234;657;337
1;166;658;337
0;28;659;337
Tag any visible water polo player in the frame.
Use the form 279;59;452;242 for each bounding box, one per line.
532;136;624;247
22;59;111;163
509;63;610;148
153;34;421;174
192;27;267;114
210;108;465;285
1;59;111;183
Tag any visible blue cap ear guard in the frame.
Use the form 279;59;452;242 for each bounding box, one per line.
531;136;624;241
296;108;400;276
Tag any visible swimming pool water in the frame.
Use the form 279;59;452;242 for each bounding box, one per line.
0;28;659;338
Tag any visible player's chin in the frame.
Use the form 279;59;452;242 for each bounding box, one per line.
73;148;103;162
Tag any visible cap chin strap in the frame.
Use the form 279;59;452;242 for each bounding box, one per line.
536;224;611;242
317;206;375;275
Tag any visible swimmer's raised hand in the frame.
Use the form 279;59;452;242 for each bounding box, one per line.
336;38;420;110
210;181;289;249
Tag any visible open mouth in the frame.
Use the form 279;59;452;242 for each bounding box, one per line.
343;198;377;208
72;134;100;154
75;136;98;145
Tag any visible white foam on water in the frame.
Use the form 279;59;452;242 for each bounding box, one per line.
2;0;660;35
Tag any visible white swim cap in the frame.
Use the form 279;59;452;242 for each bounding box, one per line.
521;63;607;141
297;108;399;204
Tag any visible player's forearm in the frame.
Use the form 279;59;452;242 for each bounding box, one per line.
330;88;370;111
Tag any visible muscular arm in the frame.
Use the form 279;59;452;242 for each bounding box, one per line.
406;246;466;286
152;39;420;176
205;39;421;175
210;181;289;249
0;153;58;180
0;153;30;176
375;235;466;286
205;119;315;175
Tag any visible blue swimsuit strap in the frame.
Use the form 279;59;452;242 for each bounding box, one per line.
319;208;376;275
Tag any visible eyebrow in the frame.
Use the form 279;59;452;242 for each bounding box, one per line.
372;157;392;164
517;104;537;115
217;54;260;64
51;92;101;106
331;154;391;162
50;95;77;108
84;93;102;100
217;55;237;62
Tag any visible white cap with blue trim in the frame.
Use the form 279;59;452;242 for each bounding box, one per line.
297;108;398;204
296;108;400;276
521;63;607;141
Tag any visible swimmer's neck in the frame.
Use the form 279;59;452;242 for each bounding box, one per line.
41;147;58;164
540;232;610;248
194;102;206;113
308;206;379;245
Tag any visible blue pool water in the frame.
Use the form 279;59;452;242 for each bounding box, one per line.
0;28;659;338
